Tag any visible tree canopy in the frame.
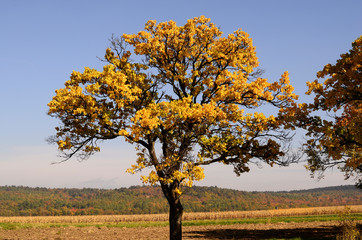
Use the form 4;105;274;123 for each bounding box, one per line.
48;16;299;239
302;35;361;187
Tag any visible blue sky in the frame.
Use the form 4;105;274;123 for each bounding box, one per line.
0;0;361;191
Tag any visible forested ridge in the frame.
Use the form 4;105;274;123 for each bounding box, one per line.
0;185;360;216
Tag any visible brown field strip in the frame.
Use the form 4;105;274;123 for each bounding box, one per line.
0;205;361;224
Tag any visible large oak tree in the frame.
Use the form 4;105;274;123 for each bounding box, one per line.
48;16;299;239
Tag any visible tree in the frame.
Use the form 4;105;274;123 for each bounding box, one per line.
302;35;361;188
48;16;299;239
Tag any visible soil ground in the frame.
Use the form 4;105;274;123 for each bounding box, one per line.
0;221;361;239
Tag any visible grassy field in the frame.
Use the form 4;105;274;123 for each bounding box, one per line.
0;205;361;228
1;214;360;229
0;206;361;239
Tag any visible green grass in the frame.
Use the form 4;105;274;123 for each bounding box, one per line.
1;213;361;230
183;214;362;227
0;221;169;230
0;223;33;230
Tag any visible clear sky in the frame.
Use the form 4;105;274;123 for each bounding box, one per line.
1;0;361;191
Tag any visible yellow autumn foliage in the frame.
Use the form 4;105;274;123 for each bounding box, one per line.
48;16;299;197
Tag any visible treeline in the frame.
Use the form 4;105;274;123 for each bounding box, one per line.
0;185;360;216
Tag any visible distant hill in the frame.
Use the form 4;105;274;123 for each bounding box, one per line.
0;185;360;216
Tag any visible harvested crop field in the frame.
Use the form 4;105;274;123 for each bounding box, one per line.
1;206;361;239
1;221;362;240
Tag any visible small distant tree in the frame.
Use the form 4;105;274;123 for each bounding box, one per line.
48;16;299;239
302;36;361;188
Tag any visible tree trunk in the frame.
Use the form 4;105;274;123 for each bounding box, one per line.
169;198;183;240
160;182;184;240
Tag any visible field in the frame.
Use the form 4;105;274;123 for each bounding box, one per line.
0;206;361;239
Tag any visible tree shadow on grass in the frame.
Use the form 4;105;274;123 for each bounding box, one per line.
186;224;362;239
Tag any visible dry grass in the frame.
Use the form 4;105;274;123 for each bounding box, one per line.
0;205;361;224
